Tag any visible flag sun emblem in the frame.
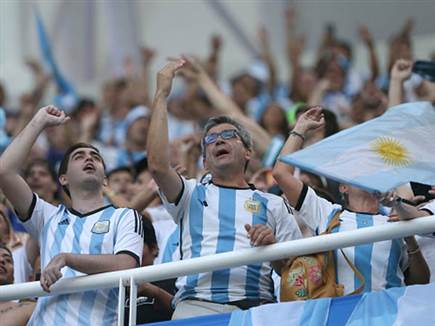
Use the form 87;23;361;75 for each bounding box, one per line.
371;137;411;166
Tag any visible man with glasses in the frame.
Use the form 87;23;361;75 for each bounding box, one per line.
147;59;301;319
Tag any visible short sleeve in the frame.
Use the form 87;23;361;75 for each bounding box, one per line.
421;200;435;215
114;209;144;267
159;176;197;224
21;193;59;240
293;186;338;234
270;197;302;243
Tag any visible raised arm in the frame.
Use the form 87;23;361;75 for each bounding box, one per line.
183;56;272;156
272;106;325;207
258;26;277;95
388;59;413;108
359;25;380;81
0;106;69;218
147;59;185;203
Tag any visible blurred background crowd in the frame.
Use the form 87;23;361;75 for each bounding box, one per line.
0;0;434;324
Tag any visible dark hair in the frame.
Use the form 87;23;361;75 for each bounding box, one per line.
107;166;134;179
58;143;105;197
24;159;57;183
202;116;253;171
323;109;340;137
202;116;253;154
0;242;12;259
142;216;157;249
72;98;96;116
259;103;289;137
295;106;339;139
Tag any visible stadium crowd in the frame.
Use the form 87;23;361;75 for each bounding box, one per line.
0;7;435;326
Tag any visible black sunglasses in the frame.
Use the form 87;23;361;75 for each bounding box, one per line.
203;129;241;146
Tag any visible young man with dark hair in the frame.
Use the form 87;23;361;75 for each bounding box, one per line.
0;105;143;325
0;244;36;326
147;60;301;319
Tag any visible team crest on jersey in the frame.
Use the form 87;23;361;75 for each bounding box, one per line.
244;199;261;214
91;220;110;234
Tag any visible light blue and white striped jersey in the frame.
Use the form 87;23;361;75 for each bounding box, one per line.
153;218;180;265
22;194;143;326
160;177;302;304
294;186;408;295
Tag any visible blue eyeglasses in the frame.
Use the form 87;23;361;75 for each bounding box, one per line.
203;129;240;146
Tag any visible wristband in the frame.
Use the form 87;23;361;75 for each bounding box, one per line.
407;247;420;255
289;130;305;142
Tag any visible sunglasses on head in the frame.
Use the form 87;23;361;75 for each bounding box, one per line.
203;129;241;146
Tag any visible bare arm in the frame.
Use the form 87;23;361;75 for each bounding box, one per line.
205;34;223;81
272;106;325;207
258;26;277;95
359;25;380;81
183;56;272;156
388;59;413;108
403;236;430;285
138;283;174;314
147;60;185;203
0;106;69;218
40;253;137;292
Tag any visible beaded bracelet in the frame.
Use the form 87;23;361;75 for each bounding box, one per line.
407;247;420;255
289;130;305;141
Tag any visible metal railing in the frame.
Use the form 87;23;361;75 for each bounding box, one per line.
1;215;435;325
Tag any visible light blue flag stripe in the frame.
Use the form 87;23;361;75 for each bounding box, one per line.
345;286;405;326
229;309;253;326
299;297;331;326
281;102;435;193
354;214;373;292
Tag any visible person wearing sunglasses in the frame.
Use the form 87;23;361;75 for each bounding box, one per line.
147;59;302;320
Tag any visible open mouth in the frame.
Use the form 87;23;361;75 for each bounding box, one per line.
83;164;96;173
215;148;230;158
0;266;6;273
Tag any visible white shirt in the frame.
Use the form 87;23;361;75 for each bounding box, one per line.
294;186;408;295
160;177;302;304
23;194;143;326
417;200;435;283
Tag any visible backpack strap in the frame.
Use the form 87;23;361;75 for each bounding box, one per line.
323;208;366;295
339;249;366;295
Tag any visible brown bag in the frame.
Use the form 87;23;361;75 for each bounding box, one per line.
280;210;365;302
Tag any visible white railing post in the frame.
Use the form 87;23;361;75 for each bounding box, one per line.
117;277;126;326
128;277;137;326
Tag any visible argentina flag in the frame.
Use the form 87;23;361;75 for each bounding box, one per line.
35;8;77;112
280;102;435;193
145;283;435;325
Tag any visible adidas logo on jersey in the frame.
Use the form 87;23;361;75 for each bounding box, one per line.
58;218;70;225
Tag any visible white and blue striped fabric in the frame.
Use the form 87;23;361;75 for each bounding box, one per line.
222;283;435;326
153;218;180;265
295;187;407;295
23;194;143;326
346;283;435;325
228;297;331;326
160;177;302;305
281;101;435;193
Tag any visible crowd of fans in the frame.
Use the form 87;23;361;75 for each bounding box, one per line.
0;7;435;326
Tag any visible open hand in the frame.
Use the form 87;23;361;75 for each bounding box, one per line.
293;105;325;135
156;58;186;97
